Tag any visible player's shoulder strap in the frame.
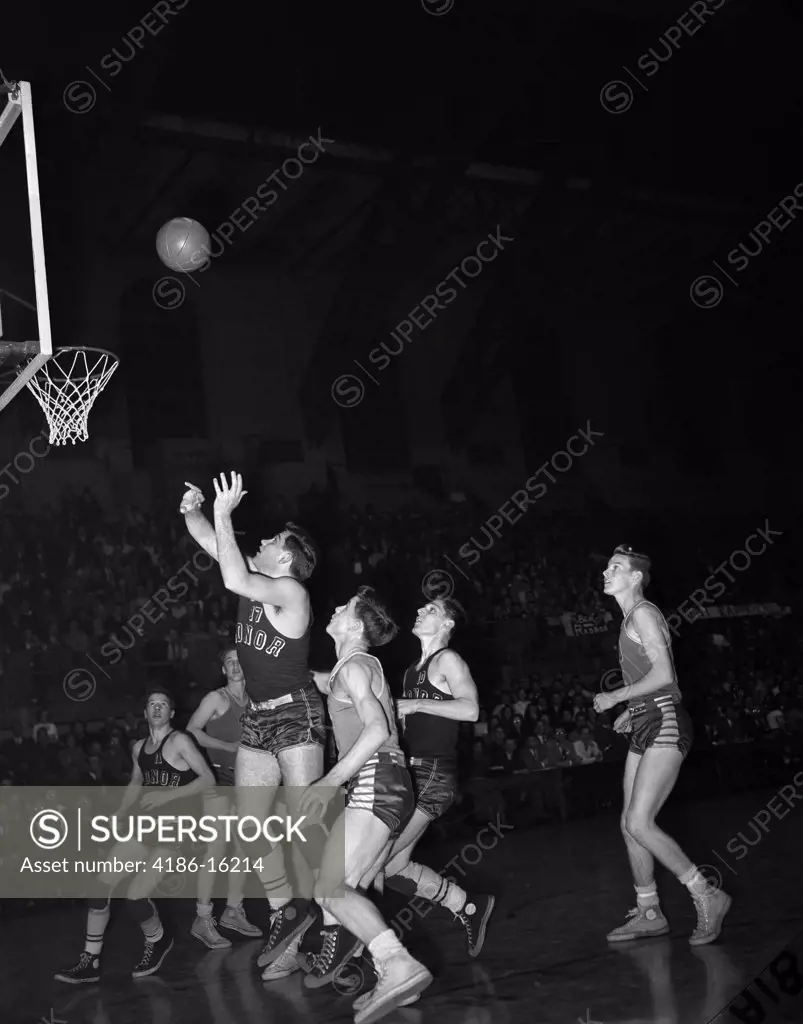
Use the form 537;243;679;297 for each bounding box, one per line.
329;651;385;704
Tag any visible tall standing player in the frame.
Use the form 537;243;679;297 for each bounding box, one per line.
186;645;262;948
300;587;432;1023
181;474;326;975
594;544;731;945
382;597;495;956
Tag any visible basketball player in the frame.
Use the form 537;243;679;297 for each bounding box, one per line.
593;545;731;945
55;689;214;983
181;474;326;975
186;646;262;947
381;597;495;956
297;587;433;1022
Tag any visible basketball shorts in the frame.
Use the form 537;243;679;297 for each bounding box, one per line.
240;684;326;757
409;756;458;821
346;751;415;838
629;697;693;758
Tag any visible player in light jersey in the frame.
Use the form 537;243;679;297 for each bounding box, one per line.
55;689;214;984
187;646;262;948
594;545;731;945
381;597;495;956
181;474;326;977
298;586;432;1023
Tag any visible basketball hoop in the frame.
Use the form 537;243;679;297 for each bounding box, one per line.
22;346;119;445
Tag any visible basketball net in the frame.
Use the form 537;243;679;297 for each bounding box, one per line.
23;347;119;445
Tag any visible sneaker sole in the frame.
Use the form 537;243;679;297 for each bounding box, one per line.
191;928;232;950
354;992;420;1012
606;925;670;943
219;917;263;938
468;896;496;958
132;938;174;979
53;972;100;986
262;961;302;981
688;894;732;946
303;942;365;989
354;967;433;1024
257;911;314;968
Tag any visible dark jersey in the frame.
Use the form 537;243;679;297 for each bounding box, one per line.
402;648;458;758
236;591;311;701
137;731;197;787
619;600;682;709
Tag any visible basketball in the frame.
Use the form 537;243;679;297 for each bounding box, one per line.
156;217;210;273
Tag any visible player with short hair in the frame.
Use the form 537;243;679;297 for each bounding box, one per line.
296;587;432;1021
594;544;731;945
181;473;326;978
186;646;262;947
381;596;495;956
55;689;214;984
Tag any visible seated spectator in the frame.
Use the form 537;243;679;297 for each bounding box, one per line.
102;731;132;784
513;687;530;717
553;726;580;765
520;734;544;770
59;732;90;784
573;726;603;764
470;739;491;776
32;709;59;744
490;737;523;774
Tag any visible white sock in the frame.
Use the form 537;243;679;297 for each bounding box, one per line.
322;908;338;926
368;928;405;963
196;901;213;918
635;884;659;907
681;866;712;896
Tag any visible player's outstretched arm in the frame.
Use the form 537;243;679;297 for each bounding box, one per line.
180;482;218;561
212;472;306;610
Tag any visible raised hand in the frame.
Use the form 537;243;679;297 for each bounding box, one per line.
179;481;205;514
212;472;248;516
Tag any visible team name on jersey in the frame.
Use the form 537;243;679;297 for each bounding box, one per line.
143;769;182;787
404;686;446;700
236;603;286;657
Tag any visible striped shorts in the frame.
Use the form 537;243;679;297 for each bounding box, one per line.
346;750;415;838
629;695;693;758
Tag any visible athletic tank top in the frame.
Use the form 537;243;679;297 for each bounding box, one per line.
205;689;246;779
619;600;682;709
235;590;311;701
401;648;458;758
137;731;197;787
327;651;402;758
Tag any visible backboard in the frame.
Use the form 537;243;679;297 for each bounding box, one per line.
0;81;53;410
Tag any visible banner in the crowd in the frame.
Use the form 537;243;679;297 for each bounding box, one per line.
557;611;614;637
700;602;791;619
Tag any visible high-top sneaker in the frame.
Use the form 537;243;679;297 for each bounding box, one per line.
132;933;174;979
191;914;232;949
220;903;262;938
606;904;670;942
54;952;101;985
257;899;314;967
689;889;732;946
303;925;364;989
261;935;302;981
455;894;496;957
353;953;432;1024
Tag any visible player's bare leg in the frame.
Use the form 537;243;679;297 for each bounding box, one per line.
316;808;432;1024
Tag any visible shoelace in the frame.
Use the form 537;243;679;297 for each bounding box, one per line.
76;952;93;970
456;907;476;938
140;943;155;965
692;894;710;932
266;908;285;949
316;929;338;973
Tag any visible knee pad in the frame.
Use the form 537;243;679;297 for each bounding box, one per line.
384;862;420;898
